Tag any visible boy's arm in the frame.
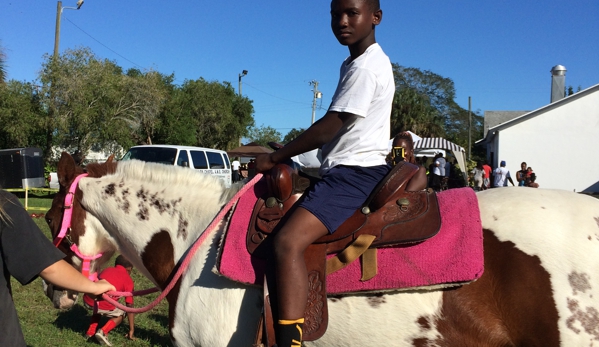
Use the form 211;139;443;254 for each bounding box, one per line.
255;111;353;172
39;259;115;295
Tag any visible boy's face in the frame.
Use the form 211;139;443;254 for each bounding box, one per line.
330;0;381;47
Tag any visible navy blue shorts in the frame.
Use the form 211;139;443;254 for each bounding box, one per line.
298;164;390;233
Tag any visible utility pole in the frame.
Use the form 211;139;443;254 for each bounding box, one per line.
310;80;322;124
54;1;62;59
468;96;472;161
237;70;248;147
238;70;248;95
54;0;84;59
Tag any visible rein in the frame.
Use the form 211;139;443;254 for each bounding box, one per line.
100;173;264;314
53;173;103;281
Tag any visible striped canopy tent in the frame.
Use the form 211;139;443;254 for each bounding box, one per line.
414;137;467;180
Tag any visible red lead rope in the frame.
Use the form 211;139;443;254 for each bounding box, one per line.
101;173;263;313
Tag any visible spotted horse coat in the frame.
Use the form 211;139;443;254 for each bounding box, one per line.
45;153;599;346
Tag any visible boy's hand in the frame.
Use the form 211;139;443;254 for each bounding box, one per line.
125;331;136;340
255;153;276;172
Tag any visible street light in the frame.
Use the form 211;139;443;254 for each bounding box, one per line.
238;70;248;96
54;0;84;59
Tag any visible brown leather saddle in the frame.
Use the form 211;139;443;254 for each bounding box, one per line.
247;161;441;345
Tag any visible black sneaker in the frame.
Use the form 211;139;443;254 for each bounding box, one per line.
95;330;112;346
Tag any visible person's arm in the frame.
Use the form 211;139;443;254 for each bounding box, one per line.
507;172;515;186
39;259;115;295
255;111;353;172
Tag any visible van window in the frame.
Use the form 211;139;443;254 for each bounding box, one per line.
123;147;177;165
206;151;225;169
223;153;231;169
177;150;189;167
190;151;208;169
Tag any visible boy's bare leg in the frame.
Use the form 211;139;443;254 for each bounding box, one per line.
273;207;329;346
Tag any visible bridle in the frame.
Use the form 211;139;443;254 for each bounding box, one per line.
52;173;103;281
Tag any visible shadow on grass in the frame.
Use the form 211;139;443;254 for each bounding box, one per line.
53;305;172;346
148;312;170;327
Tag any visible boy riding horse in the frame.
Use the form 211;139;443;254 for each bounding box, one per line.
255;1;393;346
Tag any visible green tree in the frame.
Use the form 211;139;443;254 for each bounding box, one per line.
0;42;6;85
391;64;450;138
38;47;168;159
109;70;169;146
391;87;445;137
391;64;482;153
247;125;282;147
282;128;305;144
156;78;254;149
0;81;45;149
393;64;456;117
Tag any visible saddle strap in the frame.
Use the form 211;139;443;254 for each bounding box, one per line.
326;234;376;276
360;248;378;281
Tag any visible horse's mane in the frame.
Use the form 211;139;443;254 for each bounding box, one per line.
111;160;243;205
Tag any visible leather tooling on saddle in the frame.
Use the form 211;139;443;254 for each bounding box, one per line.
246;161;441;342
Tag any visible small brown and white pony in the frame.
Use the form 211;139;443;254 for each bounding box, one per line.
45;152;599;346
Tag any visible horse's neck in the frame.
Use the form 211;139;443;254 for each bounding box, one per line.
79;164;232;287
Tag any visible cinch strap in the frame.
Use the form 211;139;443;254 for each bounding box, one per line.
326;234;377;281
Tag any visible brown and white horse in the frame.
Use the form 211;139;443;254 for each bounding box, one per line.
45;152;599;346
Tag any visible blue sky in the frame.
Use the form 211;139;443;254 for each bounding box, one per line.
2;1;598;137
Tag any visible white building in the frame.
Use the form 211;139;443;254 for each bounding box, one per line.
477;81;599;193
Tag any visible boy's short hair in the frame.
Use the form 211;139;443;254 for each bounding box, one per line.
363;0;381;11
115;255;133;269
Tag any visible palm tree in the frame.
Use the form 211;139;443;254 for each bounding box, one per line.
0;41;6;85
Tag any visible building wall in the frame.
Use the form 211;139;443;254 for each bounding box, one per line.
493;89;599;192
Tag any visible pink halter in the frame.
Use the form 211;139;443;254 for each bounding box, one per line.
53;173;103;281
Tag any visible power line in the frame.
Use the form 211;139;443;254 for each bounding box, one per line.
63;17;145;69
244;81;311;106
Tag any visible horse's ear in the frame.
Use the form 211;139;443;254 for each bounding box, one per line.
106;154;115;163
58;152;77;188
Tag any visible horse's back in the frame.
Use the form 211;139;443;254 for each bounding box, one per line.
474;187;599;345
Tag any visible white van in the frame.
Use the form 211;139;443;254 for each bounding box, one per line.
121;145;232;187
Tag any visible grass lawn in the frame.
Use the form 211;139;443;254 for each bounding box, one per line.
10;193;173;347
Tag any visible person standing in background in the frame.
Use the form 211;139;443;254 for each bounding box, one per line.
436;153;446;177
231;158;241;182
494;160;515;187
482;161;492;189
470;161;485;191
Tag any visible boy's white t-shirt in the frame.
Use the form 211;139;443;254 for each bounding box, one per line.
321;43;394;175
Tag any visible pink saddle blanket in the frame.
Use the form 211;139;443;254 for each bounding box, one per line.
215;184;483;294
